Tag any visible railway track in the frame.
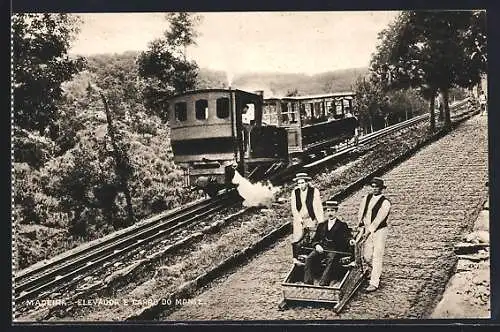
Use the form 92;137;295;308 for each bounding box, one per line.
304;99;471;170
13;98;473;316
14;190;242;304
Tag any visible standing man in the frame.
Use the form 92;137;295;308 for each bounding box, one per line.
290;172;324;262
304;200;351;286
479;91;487;116
356;177;391;292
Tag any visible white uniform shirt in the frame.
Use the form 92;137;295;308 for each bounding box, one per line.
290;186;324;242
327;218;337;231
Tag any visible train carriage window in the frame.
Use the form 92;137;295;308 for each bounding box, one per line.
299;104;306;122
195;99;208;120
290;103;297;123
263;103;278;125
335;99;343;115
343;99;352;114
175;102;187;122
280;103;289;124
280;102;299;125
216;98;230;119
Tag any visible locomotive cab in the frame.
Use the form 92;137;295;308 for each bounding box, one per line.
168;89;288;196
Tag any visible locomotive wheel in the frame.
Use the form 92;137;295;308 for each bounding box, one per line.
205;183;220;198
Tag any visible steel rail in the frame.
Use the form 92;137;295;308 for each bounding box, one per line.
15;195;226;283
304;99;471;169
14;190;241;303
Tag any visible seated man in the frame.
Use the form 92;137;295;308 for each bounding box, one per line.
303;200;352;286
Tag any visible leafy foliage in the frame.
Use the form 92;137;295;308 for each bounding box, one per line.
164;13;201;52
352;76;385;133
12;14;85;134
370;11;486;128
353;75;427;133
137;13;201;120
385;89;428;124
14;34;205;268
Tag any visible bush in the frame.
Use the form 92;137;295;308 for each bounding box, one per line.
353;75;428;132
127;128;201;220
386;89;428;124
12;127;55;168
448;87;469;102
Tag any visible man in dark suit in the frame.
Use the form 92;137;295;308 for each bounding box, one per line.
304;200;352;286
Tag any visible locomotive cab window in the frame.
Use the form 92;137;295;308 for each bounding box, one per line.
175;102;187;122
195;99;209;120
216;98;230;119
242;104;255;125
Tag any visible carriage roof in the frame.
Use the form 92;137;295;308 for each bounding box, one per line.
169;88;262;100
265;91;356;102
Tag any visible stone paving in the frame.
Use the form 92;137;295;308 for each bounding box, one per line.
164;115;489;320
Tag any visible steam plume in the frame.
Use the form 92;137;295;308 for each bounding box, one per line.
231;169;281;207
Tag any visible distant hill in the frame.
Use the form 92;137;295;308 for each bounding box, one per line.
196;68;228;89
231;67;370;98
80;52;368;98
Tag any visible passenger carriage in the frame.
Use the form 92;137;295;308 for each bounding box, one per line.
263;92;359;160
279;232;368;313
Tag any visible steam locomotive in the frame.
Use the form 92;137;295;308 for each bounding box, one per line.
168;89;357;196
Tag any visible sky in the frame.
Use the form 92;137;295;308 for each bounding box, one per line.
69;11;400;75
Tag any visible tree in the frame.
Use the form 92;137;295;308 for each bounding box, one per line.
352;76;385;133
137;13;201;120
12;14;85;134
90;87;135;226
371;11;486;130
164;13;201;59
461;11;487;75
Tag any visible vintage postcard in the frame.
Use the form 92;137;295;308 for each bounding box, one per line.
11;10;491;323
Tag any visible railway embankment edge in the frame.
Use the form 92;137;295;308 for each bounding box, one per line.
430;195;490;318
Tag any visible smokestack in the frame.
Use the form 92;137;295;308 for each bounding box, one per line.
253;90;264;98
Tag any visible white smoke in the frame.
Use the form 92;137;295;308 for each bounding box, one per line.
231;169;281;207
227;71;234;88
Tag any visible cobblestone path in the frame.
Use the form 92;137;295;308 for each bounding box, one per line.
165;115;489;320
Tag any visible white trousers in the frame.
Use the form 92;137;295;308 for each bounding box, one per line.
363;227;388;288
292;217;316;243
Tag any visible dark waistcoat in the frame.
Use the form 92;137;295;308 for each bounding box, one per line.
295;186;316;220
359;193;390;231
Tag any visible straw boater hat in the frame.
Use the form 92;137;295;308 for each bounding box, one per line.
324;200;339;210
371;177;387;189
293;172;311;182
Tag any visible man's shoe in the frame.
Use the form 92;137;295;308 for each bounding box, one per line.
365;285;378;292
343;261;357;268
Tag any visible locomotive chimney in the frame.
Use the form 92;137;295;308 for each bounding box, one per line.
254;90;264;98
